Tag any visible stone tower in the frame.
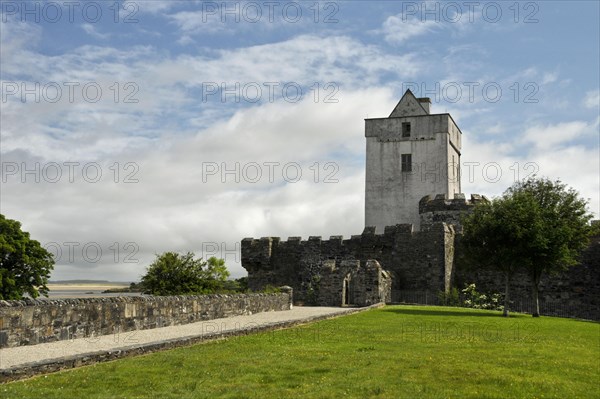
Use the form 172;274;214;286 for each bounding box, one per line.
365;89;462;232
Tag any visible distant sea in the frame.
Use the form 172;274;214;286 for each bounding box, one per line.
42;282;144;299
44;290;143;299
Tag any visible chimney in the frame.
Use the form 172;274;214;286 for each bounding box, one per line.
417;97;431;114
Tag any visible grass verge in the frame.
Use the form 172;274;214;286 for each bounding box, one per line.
2;305;599;398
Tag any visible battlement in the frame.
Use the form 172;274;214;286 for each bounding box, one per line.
418;193;489;232
241;223;449;257
418;193;489;214
241;222;456;302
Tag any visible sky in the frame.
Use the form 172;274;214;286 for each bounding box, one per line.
1;0;599;282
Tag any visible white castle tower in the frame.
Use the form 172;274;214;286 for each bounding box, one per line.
365;89;462;232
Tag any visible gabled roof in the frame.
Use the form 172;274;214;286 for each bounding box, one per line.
389;89;428;117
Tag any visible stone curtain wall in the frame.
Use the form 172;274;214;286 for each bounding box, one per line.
242;223;455;304
0;292;292;348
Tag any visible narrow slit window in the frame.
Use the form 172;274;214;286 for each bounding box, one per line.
401;154;412;172
402;122;411;138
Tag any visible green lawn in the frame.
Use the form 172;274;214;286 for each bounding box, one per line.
3;306;599;399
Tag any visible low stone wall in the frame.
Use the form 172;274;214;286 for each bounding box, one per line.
0;290;293;348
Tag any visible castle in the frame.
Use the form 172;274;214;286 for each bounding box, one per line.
242;90;600;318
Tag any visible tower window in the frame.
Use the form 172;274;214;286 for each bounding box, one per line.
402;122;411;137
401;154;412;172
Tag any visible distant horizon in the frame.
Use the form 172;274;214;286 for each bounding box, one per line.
47;277;246;284
47;280;129;285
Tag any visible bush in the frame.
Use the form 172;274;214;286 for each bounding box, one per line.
141;252;229;296
261;285;282;294
461;283;504;311
220;277;250;293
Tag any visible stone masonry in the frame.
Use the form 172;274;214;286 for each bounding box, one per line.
419;193;489;233
317;259;392;307
0;291;292;348
454;230;600;320
242;205;461;305
242;195;600;319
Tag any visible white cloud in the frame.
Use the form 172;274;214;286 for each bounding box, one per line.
0;19;42;64
130;0;176;14
584;90;599;109
542;71;558;85
462;119;599;217
1;32;420;162
1;87;395;281
169;10;230;35
81;23;110;40
144;34;420;90
380;14;439;44
167;3;328;38
522;121;591;151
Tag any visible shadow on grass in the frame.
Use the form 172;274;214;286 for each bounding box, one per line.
383;306;526;318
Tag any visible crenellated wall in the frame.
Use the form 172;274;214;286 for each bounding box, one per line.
242;222;456;304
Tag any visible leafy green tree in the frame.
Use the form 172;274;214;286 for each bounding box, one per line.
507;177;593;316
591;221;600;237
462;193;545;316
141;252;229;295
462;177;593;317
203;257;230;292
0;214;54;300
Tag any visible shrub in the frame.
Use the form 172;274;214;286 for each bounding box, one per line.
141;252;229;296
261;285;282;294
461;283;504;311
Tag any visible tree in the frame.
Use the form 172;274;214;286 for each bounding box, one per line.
140;252;230;296
461;194;541;316
506;177;593;317
0;214;54;300
462;177;593;317
203;257;230;292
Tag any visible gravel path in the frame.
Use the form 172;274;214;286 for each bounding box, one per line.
0;306;360;371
